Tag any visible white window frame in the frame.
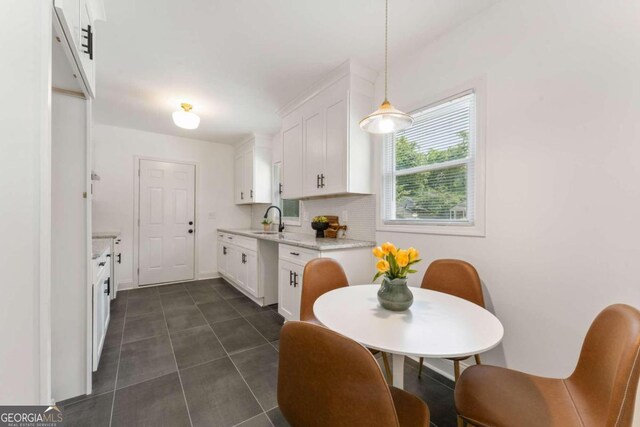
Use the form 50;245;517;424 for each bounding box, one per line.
377;78;486;237
272;162;301;226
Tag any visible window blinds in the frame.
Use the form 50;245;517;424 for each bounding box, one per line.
383;91;476;224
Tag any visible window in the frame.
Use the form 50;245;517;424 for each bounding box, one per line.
381;88;484;235
272;163;300;224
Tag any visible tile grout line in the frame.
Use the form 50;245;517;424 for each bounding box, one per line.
160;286;195;427
210;282;282;349
192;285;275;427
108;291;131;427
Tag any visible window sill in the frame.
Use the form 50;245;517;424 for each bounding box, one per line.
284;218;301;226
376;222;485;237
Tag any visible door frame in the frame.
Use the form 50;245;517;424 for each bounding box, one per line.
133;156;199;287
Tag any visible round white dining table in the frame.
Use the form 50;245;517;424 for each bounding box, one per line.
313;285;504;389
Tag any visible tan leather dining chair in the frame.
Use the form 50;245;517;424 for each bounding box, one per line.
301;258;393;383
455;304;640;427
419;259;485;380
278;321;431;427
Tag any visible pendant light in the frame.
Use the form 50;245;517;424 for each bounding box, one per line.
172;103;200;130
360;0;413;134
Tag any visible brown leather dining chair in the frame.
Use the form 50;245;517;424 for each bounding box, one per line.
455;304;640;427
301;258;393;383
419;259;485;380
278;321;431;427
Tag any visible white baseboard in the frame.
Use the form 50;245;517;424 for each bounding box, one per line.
117;281;134;291
198;271;220;280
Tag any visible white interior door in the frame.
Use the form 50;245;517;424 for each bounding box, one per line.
139;159;196;285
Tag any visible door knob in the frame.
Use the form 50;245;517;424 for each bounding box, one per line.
188;229;194;234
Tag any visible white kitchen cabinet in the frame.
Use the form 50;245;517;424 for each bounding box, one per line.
92;251;110;371
281;112;304;199
276;242;375;322
280;61;376;199
279;260;303;321
54;0;101;98
217;232;278;305
217;236;227;275
234;134;272;205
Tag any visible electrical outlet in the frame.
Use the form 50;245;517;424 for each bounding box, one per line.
342;210;349;223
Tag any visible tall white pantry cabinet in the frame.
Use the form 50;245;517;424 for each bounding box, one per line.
51;0;105;403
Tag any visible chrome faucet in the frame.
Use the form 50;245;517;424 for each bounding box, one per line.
264;206;285;232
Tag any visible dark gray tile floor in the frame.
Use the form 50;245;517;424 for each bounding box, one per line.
61;278;457;427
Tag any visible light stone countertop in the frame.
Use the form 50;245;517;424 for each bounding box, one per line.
92;230;121;239
218;228;376;251
91;239;111;260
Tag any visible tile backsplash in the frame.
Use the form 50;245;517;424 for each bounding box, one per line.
251;194;376;242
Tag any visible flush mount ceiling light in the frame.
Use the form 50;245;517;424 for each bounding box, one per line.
360;0;413;135
172;103;200;130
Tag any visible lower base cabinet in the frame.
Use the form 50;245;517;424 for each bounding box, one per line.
217;233;277;306
277;243;374;322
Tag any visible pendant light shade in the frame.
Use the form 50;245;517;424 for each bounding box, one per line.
359;100;413;134
172;103;200;130
360;0;413;135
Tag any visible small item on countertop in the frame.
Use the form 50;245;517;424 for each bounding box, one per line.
323;215;347;239
311;216;330;238
261;218;272;232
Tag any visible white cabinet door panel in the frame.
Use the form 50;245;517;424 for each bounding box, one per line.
324;95;348;194
245;250;258;297
282;120;303;199
235;154;244;204
279;261;303;321
303;110;325;197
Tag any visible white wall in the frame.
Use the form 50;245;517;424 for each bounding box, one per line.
375;0;640;390
92;124;251;287
0;1;51;404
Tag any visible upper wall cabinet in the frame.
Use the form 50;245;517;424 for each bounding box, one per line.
54;0;103;98
235;135;272;205
279;61;376;199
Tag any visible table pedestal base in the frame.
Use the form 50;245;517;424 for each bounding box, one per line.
392;354;405;389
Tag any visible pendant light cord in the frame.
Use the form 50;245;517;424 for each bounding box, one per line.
384;0;389;102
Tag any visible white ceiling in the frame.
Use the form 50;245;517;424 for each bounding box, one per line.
94;0;501;144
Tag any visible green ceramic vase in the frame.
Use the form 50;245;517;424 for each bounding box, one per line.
377;277;414;311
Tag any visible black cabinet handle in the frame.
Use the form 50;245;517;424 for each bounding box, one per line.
289;271;293;287
293;272;299;287
98;261;105;267
290;252;300;256
223;246;227;255
189;221;193;225
241;253;246;264
279;183;283;195
117;253;121;264
106;254;111;258
316;174;320;188
241;192;244;200
81;24;93;60
320;174;325;188
104;277;110;295
250;189;253;198
188;229;194;234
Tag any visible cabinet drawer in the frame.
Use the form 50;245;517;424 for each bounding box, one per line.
93;254;110;283
225;234;257;251
279;244;319;265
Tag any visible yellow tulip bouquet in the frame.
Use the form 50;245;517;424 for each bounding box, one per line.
372;242;421;282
